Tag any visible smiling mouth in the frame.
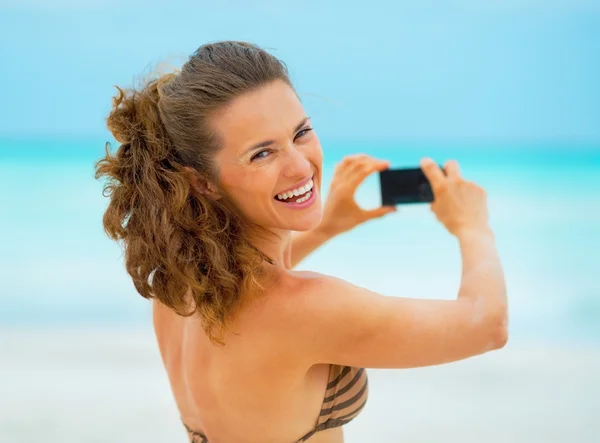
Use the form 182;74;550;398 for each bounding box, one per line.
274;176;314;203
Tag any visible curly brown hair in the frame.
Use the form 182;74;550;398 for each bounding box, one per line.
94;41;292;345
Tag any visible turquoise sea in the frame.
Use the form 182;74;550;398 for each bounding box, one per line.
1;137;599;344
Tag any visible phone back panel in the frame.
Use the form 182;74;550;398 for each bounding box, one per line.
379;167;434;205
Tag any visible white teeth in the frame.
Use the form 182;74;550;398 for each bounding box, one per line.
276;178;315;201
295;191;312;203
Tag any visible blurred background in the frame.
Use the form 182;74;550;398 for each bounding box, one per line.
1;1;599;442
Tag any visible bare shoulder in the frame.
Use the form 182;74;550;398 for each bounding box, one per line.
265;270;357;321
270;269;380;312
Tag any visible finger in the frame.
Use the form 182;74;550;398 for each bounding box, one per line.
444;160;462;181
363;205;397;220
357;158;390;173
374;159;391;171
347;159;390;187
420;158;447;192
341;153;369;166
334;154;367;176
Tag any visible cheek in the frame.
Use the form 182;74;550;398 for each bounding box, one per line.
219;170;248;208
221;170;276;211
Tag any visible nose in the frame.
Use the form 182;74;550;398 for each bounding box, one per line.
282;144;312;179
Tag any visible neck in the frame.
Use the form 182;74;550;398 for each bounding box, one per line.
248;227;293;269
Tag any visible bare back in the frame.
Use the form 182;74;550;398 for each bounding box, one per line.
152;227;508;442
152;270;344;443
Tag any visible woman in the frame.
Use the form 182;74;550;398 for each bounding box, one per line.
95;41;507;443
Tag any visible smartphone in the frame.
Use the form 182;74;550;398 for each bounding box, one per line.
379;165;445;205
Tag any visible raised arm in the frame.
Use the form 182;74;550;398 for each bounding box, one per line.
279;159;508;369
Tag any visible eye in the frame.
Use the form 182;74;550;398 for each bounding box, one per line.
250;128;313;162
295;127;313;139
251;150;271;162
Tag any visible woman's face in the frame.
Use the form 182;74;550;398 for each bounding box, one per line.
211;80;323;232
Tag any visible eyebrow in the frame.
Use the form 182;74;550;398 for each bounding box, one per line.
242;116;311;157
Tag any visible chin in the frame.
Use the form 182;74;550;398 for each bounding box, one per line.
291;216;322;232
265;204;322;233
288;204;323;231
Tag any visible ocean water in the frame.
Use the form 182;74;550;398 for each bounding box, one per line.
1;137;599;442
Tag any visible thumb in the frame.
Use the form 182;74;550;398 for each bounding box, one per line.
364;205;397;220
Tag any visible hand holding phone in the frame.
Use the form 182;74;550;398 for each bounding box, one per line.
419;158;491;237
380;158;491;237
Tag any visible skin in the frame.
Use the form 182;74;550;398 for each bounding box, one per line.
152;80;508;442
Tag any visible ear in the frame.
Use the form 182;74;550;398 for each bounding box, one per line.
184;167;222;200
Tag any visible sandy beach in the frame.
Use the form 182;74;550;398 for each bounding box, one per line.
1;328;599;443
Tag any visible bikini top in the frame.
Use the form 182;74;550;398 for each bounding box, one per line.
183;364;369;442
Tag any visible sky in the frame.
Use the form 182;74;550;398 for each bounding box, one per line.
0;0;599;141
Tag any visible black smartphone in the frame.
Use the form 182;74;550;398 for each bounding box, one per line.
379;165;445;205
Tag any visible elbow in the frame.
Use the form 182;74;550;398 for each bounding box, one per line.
464;298;509;354
488;309;509;350
491;317;508;350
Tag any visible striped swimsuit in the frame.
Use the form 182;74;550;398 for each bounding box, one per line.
184;364;369;442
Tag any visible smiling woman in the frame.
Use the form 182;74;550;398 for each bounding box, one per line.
94;41;507;443
209;79;324;234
